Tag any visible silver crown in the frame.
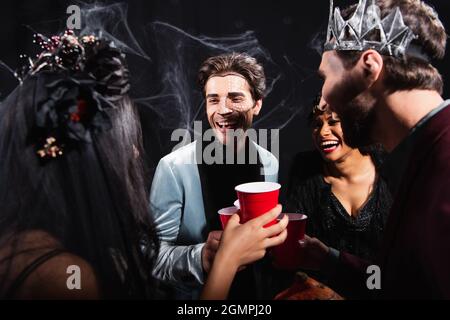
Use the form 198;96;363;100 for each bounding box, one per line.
324;0;418;59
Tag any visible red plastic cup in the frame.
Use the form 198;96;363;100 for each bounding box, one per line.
272;213;308;270
235;182;281;227
218;206;239;229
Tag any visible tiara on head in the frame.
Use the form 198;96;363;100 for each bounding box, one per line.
324;0;428;61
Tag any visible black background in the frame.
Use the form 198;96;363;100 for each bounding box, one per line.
1;0;449;197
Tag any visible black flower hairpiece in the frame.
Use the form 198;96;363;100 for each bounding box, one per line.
17;30;130;162
35;75;115;152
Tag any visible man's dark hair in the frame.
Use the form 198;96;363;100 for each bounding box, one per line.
198;52;266;100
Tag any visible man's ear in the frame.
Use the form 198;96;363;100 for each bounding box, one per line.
252;99;263;116
359;50;384;86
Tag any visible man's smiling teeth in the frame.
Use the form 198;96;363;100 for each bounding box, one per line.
217;121;237;128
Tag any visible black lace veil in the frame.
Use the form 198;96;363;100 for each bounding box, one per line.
0;33;159;299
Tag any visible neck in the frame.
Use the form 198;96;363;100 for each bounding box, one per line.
325;149;372;182
373;89;444;152
227;133;248;153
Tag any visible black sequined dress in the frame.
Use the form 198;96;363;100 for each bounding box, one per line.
265;150;393;298
286;150;392;261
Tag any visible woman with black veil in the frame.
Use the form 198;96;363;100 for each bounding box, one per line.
0;31;287;299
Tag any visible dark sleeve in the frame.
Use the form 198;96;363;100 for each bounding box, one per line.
415;137;450;298
328;251;373;299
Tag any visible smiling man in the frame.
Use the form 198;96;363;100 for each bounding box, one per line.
205;72;261;145
149;53;278;299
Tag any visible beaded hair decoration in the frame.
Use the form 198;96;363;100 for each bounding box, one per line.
16;30;130;162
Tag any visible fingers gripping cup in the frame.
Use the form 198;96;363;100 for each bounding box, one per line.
272;213;308;270
235;182;281;227
218;206;239;229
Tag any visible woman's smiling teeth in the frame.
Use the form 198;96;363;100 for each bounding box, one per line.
320;140;340;153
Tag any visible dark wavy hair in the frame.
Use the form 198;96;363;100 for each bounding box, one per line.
0;49;159;298
197;52;266;100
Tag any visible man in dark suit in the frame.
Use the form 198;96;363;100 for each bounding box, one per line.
298;0;450;299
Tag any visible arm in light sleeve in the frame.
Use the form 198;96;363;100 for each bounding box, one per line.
149;158;205;287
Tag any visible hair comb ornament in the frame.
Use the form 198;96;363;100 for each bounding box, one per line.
16;30;130;162
16;30;94;82
36;137;64;159
324;0;429;61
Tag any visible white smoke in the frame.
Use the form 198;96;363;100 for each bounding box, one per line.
136;21;307;133
1;2;324;169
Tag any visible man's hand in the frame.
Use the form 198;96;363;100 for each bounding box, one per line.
202;231;223;273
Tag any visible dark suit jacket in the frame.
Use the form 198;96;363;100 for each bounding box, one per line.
332;103;450;299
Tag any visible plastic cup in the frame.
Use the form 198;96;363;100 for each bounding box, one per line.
272;213;308;270
218;206;239;229
235;182;281;228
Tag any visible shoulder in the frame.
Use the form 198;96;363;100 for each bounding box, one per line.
0;230;100;299
419;105;450;167
157;141;197;171
160;141;196;163
423;125;450;177
151;142;198;193
434;123;450;158
23;251;100;299
409;113;450;176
